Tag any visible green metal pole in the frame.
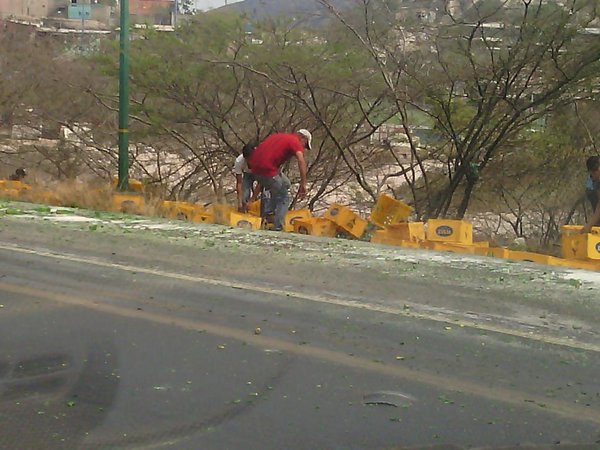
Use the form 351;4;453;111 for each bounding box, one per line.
117;0;129;191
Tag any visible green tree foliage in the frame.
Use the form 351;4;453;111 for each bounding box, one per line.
6;0;600;245
93;9;396;204
1;27;115;179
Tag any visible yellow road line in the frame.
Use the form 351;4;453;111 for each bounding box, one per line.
0;242;599;354
1;280;600;425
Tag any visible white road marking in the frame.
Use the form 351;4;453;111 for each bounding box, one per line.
0;242;598;353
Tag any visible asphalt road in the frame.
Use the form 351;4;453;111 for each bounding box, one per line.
0;211;599;450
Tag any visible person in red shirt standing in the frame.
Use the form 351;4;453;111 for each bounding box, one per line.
248;129;311;231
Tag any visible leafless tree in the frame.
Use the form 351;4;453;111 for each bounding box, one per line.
320;0;600;219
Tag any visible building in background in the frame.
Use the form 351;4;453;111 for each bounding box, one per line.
130;0;173;25
193;0;242;12
0;0;175;27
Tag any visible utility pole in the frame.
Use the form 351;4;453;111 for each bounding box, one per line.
117;0;129;191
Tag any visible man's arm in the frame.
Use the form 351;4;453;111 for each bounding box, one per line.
582;200;600;233
295;151;308;199
249;182;262;203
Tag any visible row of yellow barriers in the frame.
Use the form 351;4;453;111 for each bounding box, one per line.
1;180;598;271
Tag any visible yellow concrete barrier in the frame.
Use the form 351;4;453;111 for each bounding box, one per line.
420;240;488;256
506;250;558;266
561;233;600;261
554;258;600;271
487;247;511;259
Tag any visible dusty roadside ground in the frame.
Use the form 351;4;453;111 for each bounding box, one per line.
1;201;598;352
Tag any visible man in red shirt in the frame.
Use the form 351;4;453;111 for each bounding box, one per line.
249;129;311;231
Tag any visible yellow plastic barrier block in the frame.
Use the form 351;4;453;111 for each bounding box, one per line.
209;204;233;225
562;225;582;235
160;201;209;223
561;225;600;235
230;212;262;230
294;218;337;237
112;177;144;193
384;222;425;243
248;200;261;217
112;193;145;214
284;209;313;232
561;233;600;260
160;200;183;218
426;219;473;245
370;194;413;227
193;213;214;224
324;204;368;239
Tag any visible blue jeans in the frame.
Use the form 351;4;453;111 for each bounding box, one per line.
255;173;290;231
242;172;256;204
244;172;272;216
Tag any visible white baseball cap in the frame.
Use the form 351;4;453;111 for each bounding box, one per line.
297;129;312;150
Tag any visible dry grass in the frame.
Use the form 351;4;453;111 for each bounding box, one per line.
8;179;166;219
